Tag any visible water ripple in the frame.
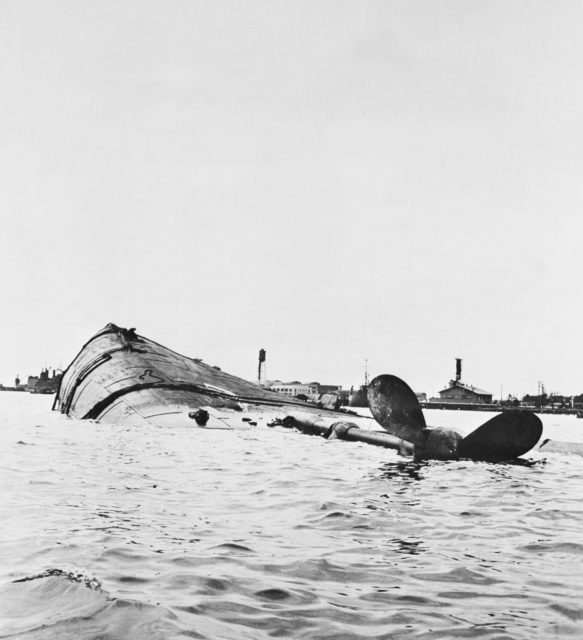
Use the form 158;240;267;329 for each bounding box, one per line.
1;397;582;638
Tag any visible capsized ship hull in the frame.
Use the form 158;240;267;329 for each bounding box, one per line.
53;324;385;434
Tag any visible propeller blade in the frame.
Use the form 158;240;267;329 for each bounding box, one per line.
367;374;426;446
459;411;542;461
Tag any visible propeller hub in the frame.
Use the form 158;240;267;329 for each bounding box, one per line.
415;428;462;461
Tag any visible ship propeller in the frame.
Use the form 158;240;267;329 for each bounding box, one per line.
367;374;542;461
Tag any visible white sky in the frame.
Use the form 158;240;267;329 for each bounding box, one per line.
1;1;582;398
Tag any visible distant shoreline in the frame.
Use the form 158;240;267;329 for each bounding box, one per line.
421;402;581;416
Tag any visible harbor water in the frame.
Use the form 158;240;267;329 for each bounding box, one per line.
1;393;582;639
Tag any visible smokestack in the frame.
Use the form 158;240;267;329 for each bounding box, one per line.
258;349;266;384
455;358;462;382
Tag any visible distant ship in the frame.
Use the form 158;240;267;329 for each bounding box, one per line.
349;359;369;408
28;369;62;394
1;370;61;394
349;385;368;408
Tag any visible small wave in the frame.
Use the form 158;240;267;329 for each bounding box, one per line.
12;569;104;590
198;576;232;592
520;541;583;554
525;508;583;520
254;587;292;600
550;603;583;621
0;569;110;637
0;569;176;639
413;566;503;586
117;575;151;584
99;547;150;562
437;589;530;600
211;542;255;553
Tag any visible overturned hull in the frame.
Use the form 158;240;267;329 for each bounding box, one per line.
54;324;389;438
53;325;554;460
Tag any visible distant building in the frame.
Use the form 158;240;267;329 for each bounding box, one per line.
435;381;492;404
430;358;492;405
265;380;342;401
307;382;342;395
266;380;314;397
255;347;342;401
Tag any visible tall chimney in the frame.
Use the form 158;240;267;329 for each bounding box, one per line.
258;348;266;384
455;358;462;382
